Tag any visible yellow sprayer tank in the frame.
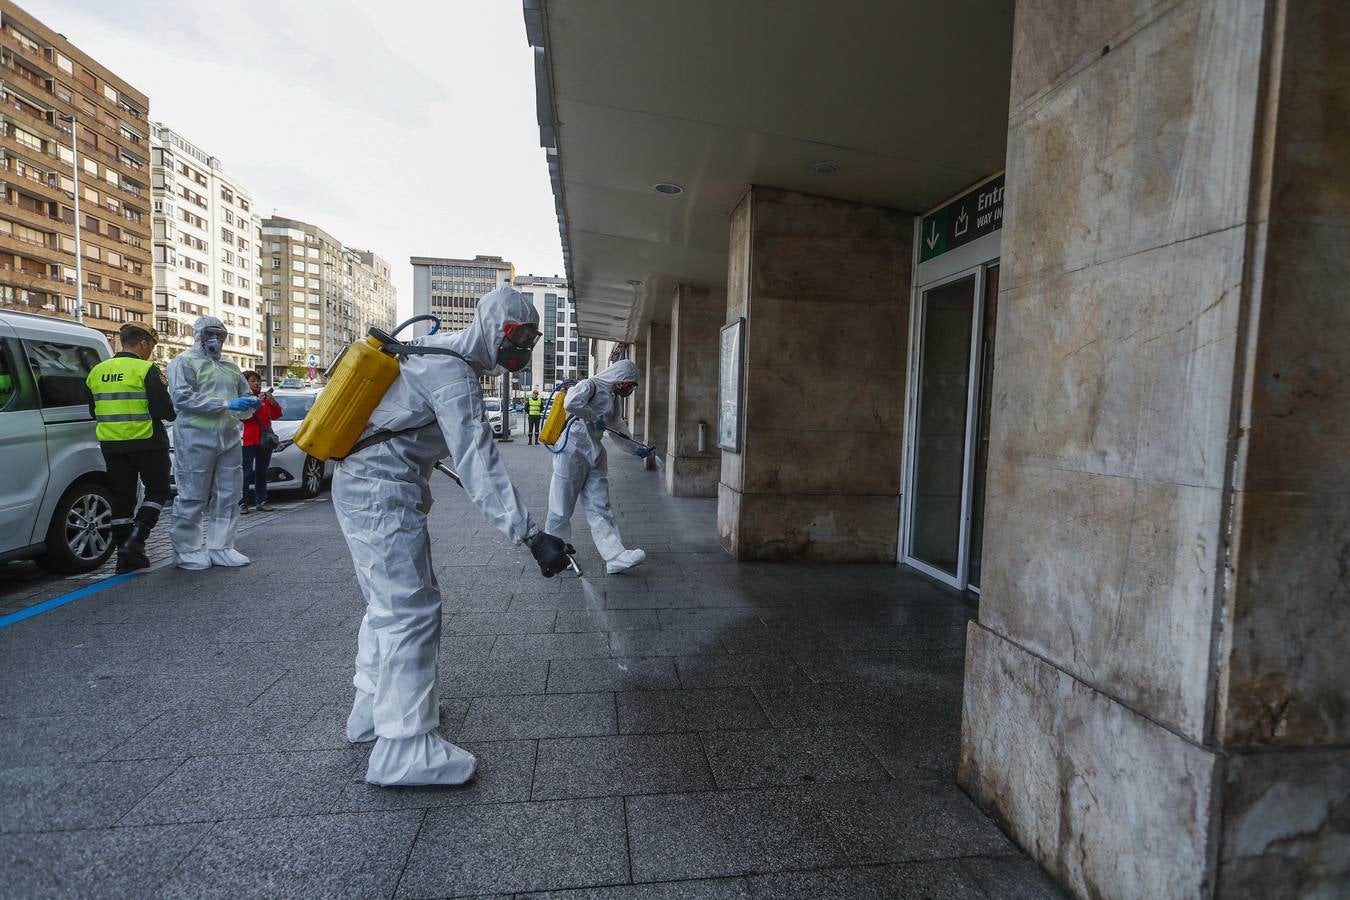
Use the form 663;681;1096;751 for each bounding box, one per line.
538;386;570;446
294;336;400;461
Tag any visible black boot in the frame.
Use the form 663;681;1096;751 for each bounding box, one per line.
116;521;152;573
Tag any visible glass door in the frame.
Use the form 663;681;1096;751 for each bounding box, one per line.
902;262;997;590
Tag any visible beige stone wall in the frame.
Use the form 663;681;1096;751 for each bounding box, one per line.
963;0;1350;897
664;284;724;497
642;320;671;471
717;187;910;561
629;339;647;441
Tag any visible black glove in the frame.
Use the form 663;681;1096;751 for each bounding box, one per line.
527;531;576;578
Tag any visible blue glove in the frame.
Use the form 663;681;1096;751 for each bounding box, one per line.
228;396;261;412
633;446;653;459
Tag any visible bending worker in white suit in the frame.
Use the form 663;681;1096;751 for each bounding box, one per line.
546;358;649;575
166;315;258;570
335;286;574;787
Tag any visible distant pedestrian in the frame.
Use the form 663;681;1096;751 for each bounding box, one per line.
84;322;176;573
239;370;282;514
527;388;544;444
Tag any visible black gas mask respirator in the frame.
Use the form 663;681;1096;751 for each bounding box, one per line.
497;323;540;372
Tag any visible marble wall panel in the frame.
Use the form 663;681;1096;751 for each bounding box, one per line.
743;296;906;371
991;228;1244;489
643;320;671;464
741;428;904;498
717;482;741;557
1221;491;1350;746
719;186;911;560
744;364;902;438
729;492;899;562
630;340;647;440
1003;0;1264;292
960;622;1219;899
666;284;724;462
1243;223;1350;495
665;456;720;499
980;461;1222;740
1008;0;1177;111
1216;746;1350;898
1262;1;1350;228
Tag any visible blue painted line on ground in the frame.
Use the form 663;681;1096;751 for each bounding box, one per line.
0;572;139;629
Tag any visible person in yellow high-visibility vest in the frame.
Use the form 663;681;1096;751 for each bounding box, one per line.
84;322;176;573
526;388;544;444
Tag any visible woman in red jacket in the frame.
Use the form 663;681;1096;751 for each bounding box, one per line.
240;370;283;513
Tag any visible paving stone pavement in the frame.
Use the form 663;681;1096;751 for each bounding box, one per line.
0;437;1065;899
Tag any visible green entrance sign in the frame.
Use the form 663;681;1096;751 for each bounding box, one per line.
919;174;1004;263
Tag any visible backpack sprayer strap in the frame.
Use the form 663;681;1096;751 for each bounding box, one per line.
368;325;469;364
336;422;434;461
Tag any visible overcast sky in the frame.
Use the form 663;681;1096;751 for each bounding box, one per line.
27;0;565;319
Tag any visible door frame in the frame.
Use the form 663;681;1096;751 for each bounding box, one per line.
899;259;998;592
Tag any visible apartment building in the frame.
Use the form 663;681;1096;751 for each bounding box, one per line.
0;1;152;340
149;124;261;370
513;274;586;392
261;216;396;384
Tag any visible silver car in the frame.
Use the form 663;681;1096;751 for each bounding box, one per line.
484;396;504;437
0;311;115;573
265;389;334;497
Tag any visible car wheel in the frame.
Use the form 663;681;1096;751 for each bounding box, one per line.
37;481;116;574
298;455;324;498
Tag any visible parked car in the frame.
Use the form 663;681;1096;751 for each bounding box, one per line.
277;377;305;389
167;388;334;499
0;311;115;573
267;389;334;497
484;396;504;437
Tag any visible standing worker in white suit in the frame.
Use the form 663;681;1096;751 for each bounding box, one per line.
334;286;574;787
546;358;649;575
166;316;258;570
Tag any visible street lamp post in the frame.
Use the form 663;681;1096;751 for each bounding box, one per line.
264;310;273;387
57;113;84;324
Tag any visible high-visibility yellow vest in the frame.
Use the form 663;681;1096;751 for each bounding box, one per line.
527;395;544;416
86;356;155;442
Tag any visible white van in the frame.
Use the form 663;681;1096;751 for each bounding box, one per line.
0;311;114;573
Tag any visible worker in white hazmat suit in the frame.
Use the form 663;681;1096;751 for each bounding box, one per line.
166;316;258;570
546;358;649;575
335;286;575;787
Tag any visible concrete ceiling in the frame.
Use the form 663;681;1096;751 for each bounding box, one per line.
527;0;1015;341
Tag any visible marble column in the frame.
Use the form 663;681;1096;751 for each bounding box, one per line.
641;320;670;473
629;339;646;442
664;284;724;497
960;1;1350;897
717;186;910;561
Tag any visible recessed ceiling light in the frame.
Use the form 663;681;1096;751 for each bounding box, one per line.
651;182;684;195
810;162;840;175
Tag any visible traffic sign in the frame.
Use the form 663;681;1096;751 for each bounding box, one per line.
308;366;317;380
920;174;1005;263
307;353;318;367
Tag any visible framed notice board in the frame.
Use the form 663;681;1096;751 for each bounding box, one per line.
718;317;745;452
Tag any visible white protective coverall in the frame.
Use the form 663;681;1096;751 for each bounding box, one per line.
545;359;646;575
166;316;254;570
335;287;542;786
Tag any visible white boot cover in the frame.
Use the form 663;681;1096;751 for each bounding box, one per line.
606;548;647;575
366;733;477;787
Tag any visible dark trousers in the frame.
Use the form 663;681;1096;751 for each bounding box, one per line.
242;445;274;506
102;446;172;542
528;415;542;443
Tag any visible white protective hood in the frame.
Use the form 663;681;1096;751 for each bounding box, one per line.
590;358;639;390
